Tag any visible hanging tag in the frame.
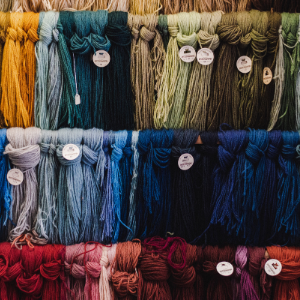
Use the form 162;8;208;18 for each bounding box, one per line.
216;262;234;276
236;56;252;74
197;48;214;65
178;154;194;171
93;50;111;68
264;259;282;276
7;169;24;186
179;46;196;63
75;94;81;105
62;144;80;161
263;67;273;85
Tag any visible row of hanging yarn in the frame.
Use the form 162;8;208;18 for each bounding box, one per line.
1;0;300;13
1;127;300;246
0;238;300;300
1;10;300;131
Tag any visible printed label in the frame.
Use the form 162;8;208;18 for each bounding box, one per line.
264;259;282;276
178;153;194;171
263;67;273;85
62;144;80;161
75;94;81;105
236;56;252;74
197;48;214;65
179;46;196;63
93;50;111;68
216;262;234;277
7;169;24;186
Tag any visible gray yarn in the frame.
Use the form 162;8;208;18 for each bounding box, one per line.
35;130;59;244
4;127;41;241
56;128;83;245
47;12;63;130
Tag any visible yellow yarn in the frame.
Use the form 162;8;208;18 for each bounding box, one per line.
1;12;30;128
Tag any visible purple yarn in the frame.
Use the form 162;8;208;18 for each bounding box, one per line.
235;246;260;300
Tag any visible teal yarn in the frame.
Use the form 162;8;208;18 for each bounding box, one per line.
47;12;63;130
126;131;139;241
80;128;103;242
70;11;93;129
103;12;134;131
111;130;131;243
158;15;169;51
56;128;83;245
90;10;111;128
35;130;59;244
0;129;11;241
35;12;58;129
57;12;83;129
100;131;114;243
273;131;300;245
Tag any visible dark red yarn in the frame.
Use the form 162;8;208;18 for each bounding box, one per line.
202;245;236;300
0;242;10;299
195;246;205;300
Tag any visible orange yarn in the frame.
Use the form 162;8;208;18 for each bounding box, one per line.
266;246;300;300
20;12;39;126
1;12;30;128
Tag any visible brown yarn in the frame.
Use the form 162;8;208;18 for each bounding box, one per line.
170;244;197;300
111;240;141;300
195;246;205;300
202;245;236;300
207;12;242;131
161;0;180;14
139;243;172;300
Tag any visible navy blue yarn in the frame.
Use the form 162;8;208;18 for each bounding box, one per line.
171;129;200;242
103;12;134;131
272;131;300;245
146;129;173;237
135;130;151;239
119;131;133;242
259;131;282;246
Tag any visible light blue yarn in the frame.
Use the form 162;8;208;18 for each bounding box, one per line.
35;12;59;129
79;128;103;242
126;131;139;241
0;129;11;228
56;128;83;245
35;130;59;243
111;130;131;243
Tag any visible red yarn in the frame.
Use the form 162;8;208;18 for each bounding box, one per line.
266;246;300;300
202;245;236;300
0;242;10;299
170;244;197;300
40;244;66;300
16;245;44;300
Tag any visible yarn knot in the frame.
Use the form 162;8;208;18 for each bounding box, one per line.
52;28;59;42
240;33;251;47
177;32;198;48
56;144;83;166
282;144;296;160
202;261;218;274
16;270;43;296
82;145;99;167
198;31;220;51
111;145;123;162
112;271;138;297
0;30;6;43
152;147;171;168
250;29;268;59
17;27;26;42
217;25;242;45
140;26;156;42
219;147;236;171
246;142;265;165
131;27;140;40
40;143;56;155
267;144;281;159
27;28;39;43
171;266;196;288
40;260;62;281
5;262;22;281
169;26;179;38
0;255;8;277
123;146;132;158
7;27;17;41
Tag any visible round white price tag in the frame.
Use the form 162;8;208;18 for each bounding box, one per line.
179;46;196;63
197;48;214;65
216;262;234;277
236;56;252;74
263;67;273;85
178;153;194;171
7;169;24;186
264;259;282;277
62;144;80;161
93;50;110;68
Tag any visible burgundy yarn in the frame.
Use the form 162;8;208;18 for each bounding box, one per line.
202;245;236;300
40;244;66;300
195;246;205;300
16;245;44;300
170;244;197;300
0;242;10;299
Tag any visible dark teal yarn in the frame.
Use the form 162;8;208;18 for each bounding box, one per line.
158;15;169;51
57;12;83;129
0;129;11;242
171;129;199;242
103;12;134;131
272;131;300;245
70;11;92;129
90;10;111;128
